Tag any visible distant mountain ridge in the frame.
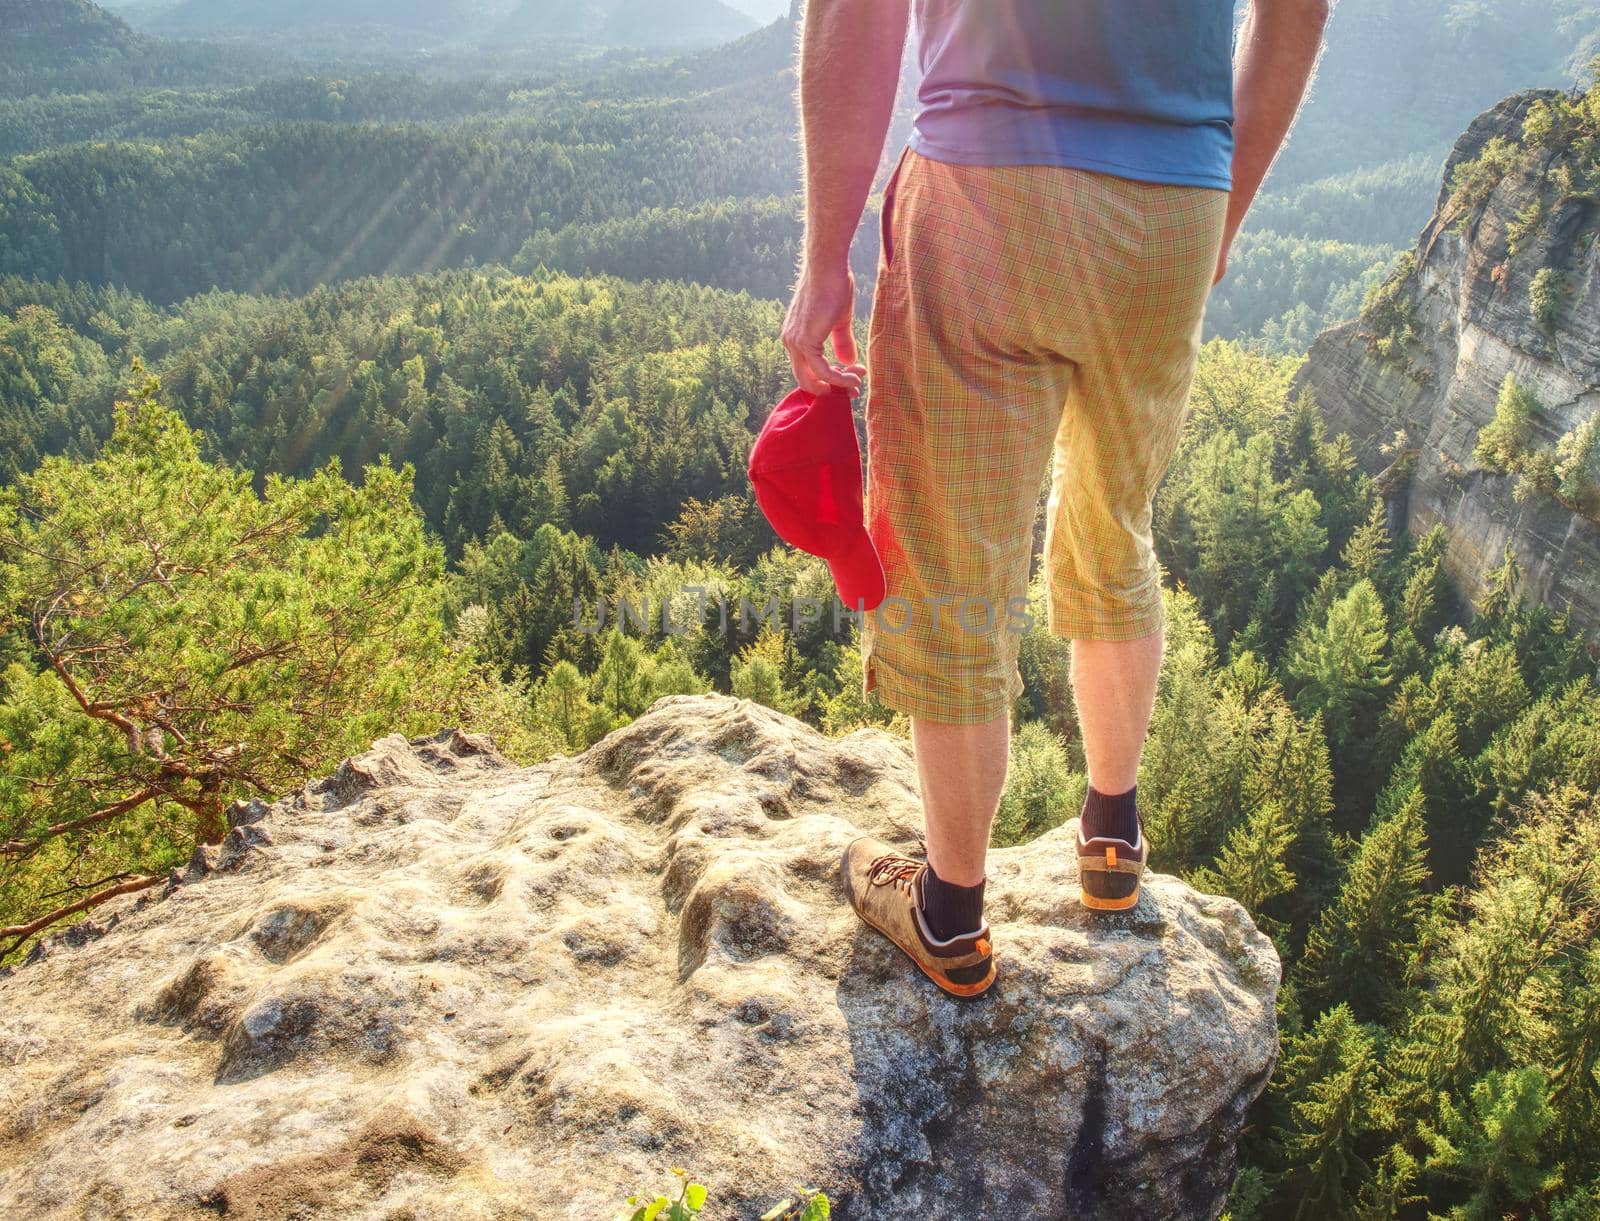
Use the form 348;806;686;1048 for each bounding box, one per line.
141;0;511;35
3;0;139;63
653;3;796;89
135;0;756;48
1274;0;1600;182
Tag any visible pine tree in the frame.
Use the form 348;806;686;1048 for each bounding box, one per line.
1352;1148;1421;1221
1397;553;1444;638
521;525;603;676
531;451;570;531
1015;569;1077;740
1245;702;1337;916
0;376;481;954
1473;540;1522;624
643;639;711;704
730;626;806;718
1194;799;1297;919
1547;943;1600;1175
1397;787;1600;1099
1271;1005;1382;1219
1271;387;1326;479
1450;641;1531;756
1170;428;1327;643
1298;786;1430;1022
819;633;904;736
1136;594;1221;872
1199;680;1276;839
1339;501;1393;595
532;659;605;751
1387;552;1442;680
1555;412;1600;514
1552;1182;1600;1221
1224;1166;1271;1221
1383;711;1477;886
1473;373;1540;473
593;629;650;723
1287;577;1392;751
1481;677;1600;815
1419;1066;1561;1220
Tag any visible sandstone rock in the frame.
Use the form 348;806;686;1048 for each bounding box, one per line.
1298;89;1600;648
0;696;1280;1220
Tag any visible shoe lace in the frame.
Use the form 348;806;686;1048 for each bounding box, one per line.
867;837;929;896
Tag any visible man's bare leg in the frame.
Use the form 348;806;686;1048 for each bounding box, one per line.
912;711;1009;913
1072;627;1164;837
909;627;1161;885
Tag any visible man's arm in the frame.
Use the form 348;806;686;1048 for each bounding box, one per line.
1218;0;1333;283
781;0;911;396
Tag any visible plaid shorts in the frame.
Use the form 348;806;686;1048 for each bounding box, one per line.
859;146;1228;724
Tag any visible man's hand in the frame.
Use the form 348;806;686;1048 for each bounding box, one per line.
1214;226;1239;285
782;264;865;396
785;0;910;395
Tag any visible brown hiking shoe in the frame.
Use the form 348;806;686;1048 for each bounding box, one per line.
841;836;996;999
1077;820;1148;911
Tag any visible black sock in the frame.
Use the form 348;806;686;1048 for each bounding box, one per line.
1081;784;1140;844
918;864;986;941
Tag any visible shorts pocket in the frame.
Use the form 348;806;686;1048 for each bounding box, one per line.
879;144;911;272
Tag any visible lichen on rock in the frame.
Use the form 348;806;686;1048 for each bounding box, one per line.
0;694;1279;1219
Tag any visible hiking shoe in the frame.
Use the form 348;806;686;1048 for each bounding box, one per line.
841;836;996;999
1077;820;1148;911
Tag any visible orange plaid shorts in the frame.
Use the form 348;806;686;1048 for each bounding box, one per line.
860;145;1228;724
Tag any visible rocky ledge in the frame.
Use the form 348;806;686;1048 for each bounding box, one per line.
0;694;1279;1220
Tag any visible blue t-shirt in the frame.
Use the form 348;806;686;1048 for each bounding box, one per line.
908;0;1237;190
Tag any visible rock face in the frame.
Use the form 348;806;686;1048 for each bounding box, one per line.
0;694;1280;1220
1297;89;1600;648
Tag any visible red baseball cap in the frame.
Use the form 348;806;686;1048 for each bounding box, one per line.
747;386;886;611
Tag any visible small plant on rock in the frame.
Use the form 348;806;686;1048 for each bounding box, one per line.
614;1172;831;1220
760;1188;832;1220
616;1169;707;1221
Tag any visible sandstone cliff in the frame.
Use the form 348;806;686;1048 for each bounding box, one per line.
1297;89;1600;647
0;694;1279;1220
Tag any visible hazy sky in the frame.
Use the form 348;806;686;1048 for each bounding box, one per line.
725;0;790;21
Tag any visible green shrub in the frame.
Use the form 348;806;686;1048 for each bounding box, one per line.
1359;252;1425;369
1506;195;1548;256
1530;267;1570;332
1513;447;1560;503
1474;376;1600;515
1448;136;1520;223
1555;413;1600;515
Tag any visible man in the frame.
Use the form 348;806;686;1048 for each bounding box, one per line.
780;0;1331;998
